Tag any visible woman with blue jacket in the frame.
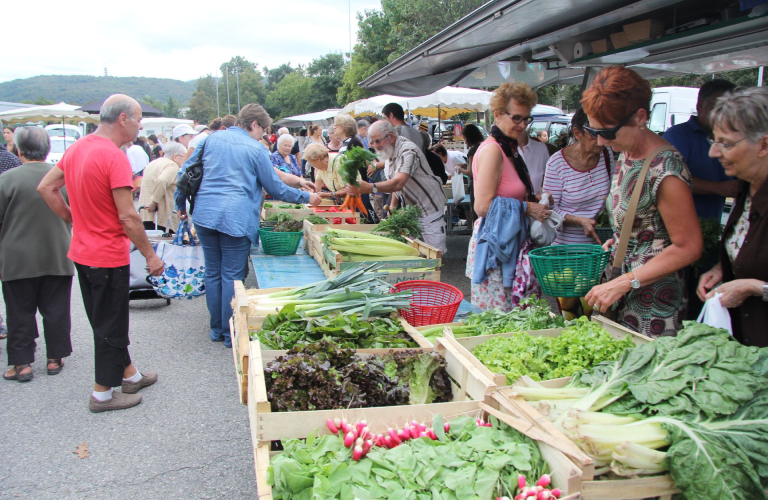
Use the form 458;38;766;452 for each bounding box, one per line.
177;104;321;347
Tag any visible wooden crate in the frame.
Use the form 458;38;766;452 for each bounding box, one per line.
623;19;665;42
494;381;679;500
248;386;583;499
302;219;378;243
591;38;612;53
261;203;314;220
401;320;465;348
322;235;442;271
441;315;652;389
610;31;630;49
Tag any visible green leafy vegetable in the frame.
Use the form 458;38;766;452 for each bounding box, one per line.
693;217;724;273
264;202;274;208
252;307;418;350
267;212;295;223
273;218;303;232
335;147;378;187
373;206;424;243
464;296;565;335
303;215;329;225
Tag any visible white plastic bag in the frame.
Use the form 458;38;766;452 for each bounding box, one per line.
451;173;465;202
529;193;564;247
697;292;733;335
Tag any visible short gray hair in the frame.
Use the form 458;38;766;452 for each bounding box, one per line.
277;127;289;136
277;133;294;146
710;87;768;143
14;127;50;161
100;99;136;124
162;141;186;158
369;120;397;139
357;120;369;130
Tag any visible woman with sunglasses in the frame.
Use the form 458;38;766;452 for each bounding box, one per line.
465;82;551;311
582;67;702;337
697;88;768;346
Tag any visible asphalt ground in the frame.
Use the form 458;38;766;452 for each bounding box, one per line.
0;231;551;500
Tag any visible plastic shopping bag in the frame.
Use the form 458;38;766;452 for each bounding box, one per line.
148;221;205;299
697;292;733;335
529;193;564;247
451;173;466;202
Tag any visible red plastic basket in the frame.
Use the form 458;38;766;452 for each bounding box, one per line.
392;280;464;327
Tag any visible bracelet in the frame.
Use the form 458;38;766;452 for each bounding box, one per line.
525;203;531;216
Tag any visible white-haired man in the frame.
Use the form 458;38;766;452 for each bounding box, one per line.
345;121;447;253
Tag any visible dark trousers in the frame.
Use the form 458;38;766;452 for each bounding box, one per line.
75;264;132;387
3;276;73;366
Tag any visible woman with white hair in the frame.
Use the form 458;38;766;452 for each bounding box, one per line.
138;141;187;232
697;87;768;346
270;134;301;178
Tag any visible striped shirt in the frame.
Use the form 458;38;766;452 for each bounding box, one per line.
386;136;446;216
542;147;613;245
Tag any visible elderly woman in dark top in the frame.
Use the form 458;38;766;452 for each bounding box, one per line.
697;87;768;346
270;134;302;178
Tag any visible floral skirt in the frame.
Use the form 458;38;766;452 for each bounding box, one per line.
465;220;540;312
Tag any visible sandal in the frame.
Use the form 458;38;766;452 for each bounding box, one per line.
3;364;33;382
47;359;64;376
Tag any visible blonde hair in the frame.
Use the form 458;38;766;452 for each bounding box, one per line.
334;114;357;138
304;143;329;162
490;82;538;113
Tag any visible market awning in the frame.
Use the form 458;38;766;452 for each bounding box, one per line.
360;0;768;95
0;102;100;125
273;108;342;128
351;87;491;119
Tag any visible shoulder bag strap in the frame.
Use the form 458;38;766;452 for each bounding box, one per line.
612;144;675;270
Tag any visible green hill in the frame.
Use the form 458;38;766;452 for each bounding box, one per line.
0;75;196;106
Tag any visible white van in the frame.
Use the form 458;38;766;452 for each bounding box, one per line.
648;87;699;134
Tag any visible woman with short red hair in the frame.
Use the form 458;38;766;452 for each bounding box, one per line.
581;66;702;336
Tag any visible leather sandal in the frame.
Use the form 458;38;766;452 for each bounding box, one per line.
47;359;64;376
3;364;33;382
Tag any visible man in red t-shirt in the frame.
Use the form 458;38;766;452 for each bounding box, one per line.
39;94;165;413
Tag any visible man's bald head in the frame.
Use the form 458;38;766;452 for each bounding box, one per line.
100;94;140;125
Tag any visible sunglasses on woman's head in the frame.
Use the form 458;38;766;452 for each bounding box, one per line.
502;112;534;125
584;110;638;140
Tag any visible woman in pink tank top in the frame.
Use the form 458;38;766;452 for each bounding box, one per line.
465;83;552;311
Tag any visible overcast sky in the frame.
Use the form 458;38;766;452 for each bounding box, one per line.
1;0;381;83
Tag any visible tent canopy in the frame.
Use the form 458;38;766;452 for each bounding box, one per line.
273;108;342;128
78;99;162;117
0;102;100;125
360;0;768;96
139;117;194;137
351;86;492;119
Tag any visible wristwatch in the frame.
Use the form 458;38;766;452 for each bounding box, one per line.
627;271;642;290
371;182;378;194
763;282;768;302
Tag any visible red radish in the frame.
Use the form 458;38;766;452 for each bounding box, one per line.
352;445;364;461
418;431;428;438
418;423;427;433
387;428;401;445
550;489;561;499
360;426;370;439
515;495;525;500
537;491;551;500
536;475;551;488
411;420;419;428
340;418;348;429
327;419;339;435
397;429;410;441
427;429;437;440
409;425;420;439
384;435;393;448
518;474;527;490
363;439;373;454
444;422;450;433
343;431;355;448
356;421;367;434
334;417;342;429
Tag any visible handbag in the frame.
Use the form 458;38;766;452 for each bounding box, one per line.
599;144;674;320
147;221;206;300
176;139;207;214
529;193;564;246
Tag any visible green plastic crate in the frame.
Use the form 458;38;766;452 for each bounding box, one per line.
530;244;610;297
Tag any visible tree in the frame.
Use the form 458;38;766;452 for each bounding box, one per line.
649;68;764;88
163;95;181;118
264;64;296;92
218;56;267;116
338;55;379;105
187;89;216;124
142;95;165;114
536;85;582;112
23;97;55;105
307;53;345;111
265;71;313;119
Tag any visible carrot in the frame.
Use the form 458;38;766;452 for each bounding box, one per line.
355;196;369;216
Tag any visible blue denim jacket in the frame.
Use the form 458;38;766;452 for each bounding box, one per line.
174;126;309;245
472;197;528;287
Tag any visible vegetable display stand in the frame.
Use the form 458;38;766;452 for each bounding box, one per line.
319;236;443;286
310;205;361;224
302;220;378;257
530;244;610;297
258;228;303;256
402;320;466;348
495;381;680;500
261;201;314;220
393;280;463;326
447;315;652;389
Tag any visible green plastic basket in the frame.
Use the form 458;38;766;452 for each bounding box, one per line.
595;227;614;244
529;244;610;298
258;228;303;256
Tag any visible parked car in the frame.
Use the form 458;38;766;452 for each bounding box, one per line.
45;136;77;165
528;114;573;145
45;124;82;140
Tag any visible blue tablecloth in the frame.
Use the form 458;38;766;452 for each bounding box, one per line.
250;245;326;289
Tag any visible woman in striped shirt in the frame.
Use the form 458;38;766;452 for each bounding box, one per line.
542;108;612;246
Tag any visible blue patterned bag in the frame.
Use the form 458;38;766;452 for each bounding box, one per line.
148;221;205;299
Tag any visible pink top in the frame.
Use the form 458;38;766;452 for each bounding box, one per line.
473;138;528;201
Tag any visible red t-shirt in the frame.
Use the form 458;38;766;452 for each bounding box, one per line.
58;135;133;267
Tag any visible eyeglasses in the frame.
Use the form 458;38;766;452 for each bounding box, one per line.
370;134;392;146
502;112;534;125
711;137;747;151
583;110;637;140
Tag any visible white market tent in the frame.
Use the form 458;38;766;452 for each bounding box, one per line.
273;108;342;128
351;87;492;119
139;117;194;138
360;0;768;96
0;102;99;125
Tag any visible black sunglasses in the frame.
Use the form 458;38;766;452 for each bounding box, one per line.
584;110;637;140
502;112;534;125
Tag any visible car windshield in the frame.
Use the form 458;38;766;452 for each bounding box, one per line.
49;138;76;153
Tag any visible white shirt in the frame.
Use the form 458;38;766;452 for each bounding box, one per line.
126;145;149;174
444;150;467;176
519;139;550;195
188;131;208;149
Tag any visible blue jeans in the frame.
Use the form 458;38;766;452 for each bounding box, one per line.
195;224;251;346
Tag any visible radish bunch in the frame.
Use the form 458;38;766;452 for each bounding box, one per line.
496;474;561;500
